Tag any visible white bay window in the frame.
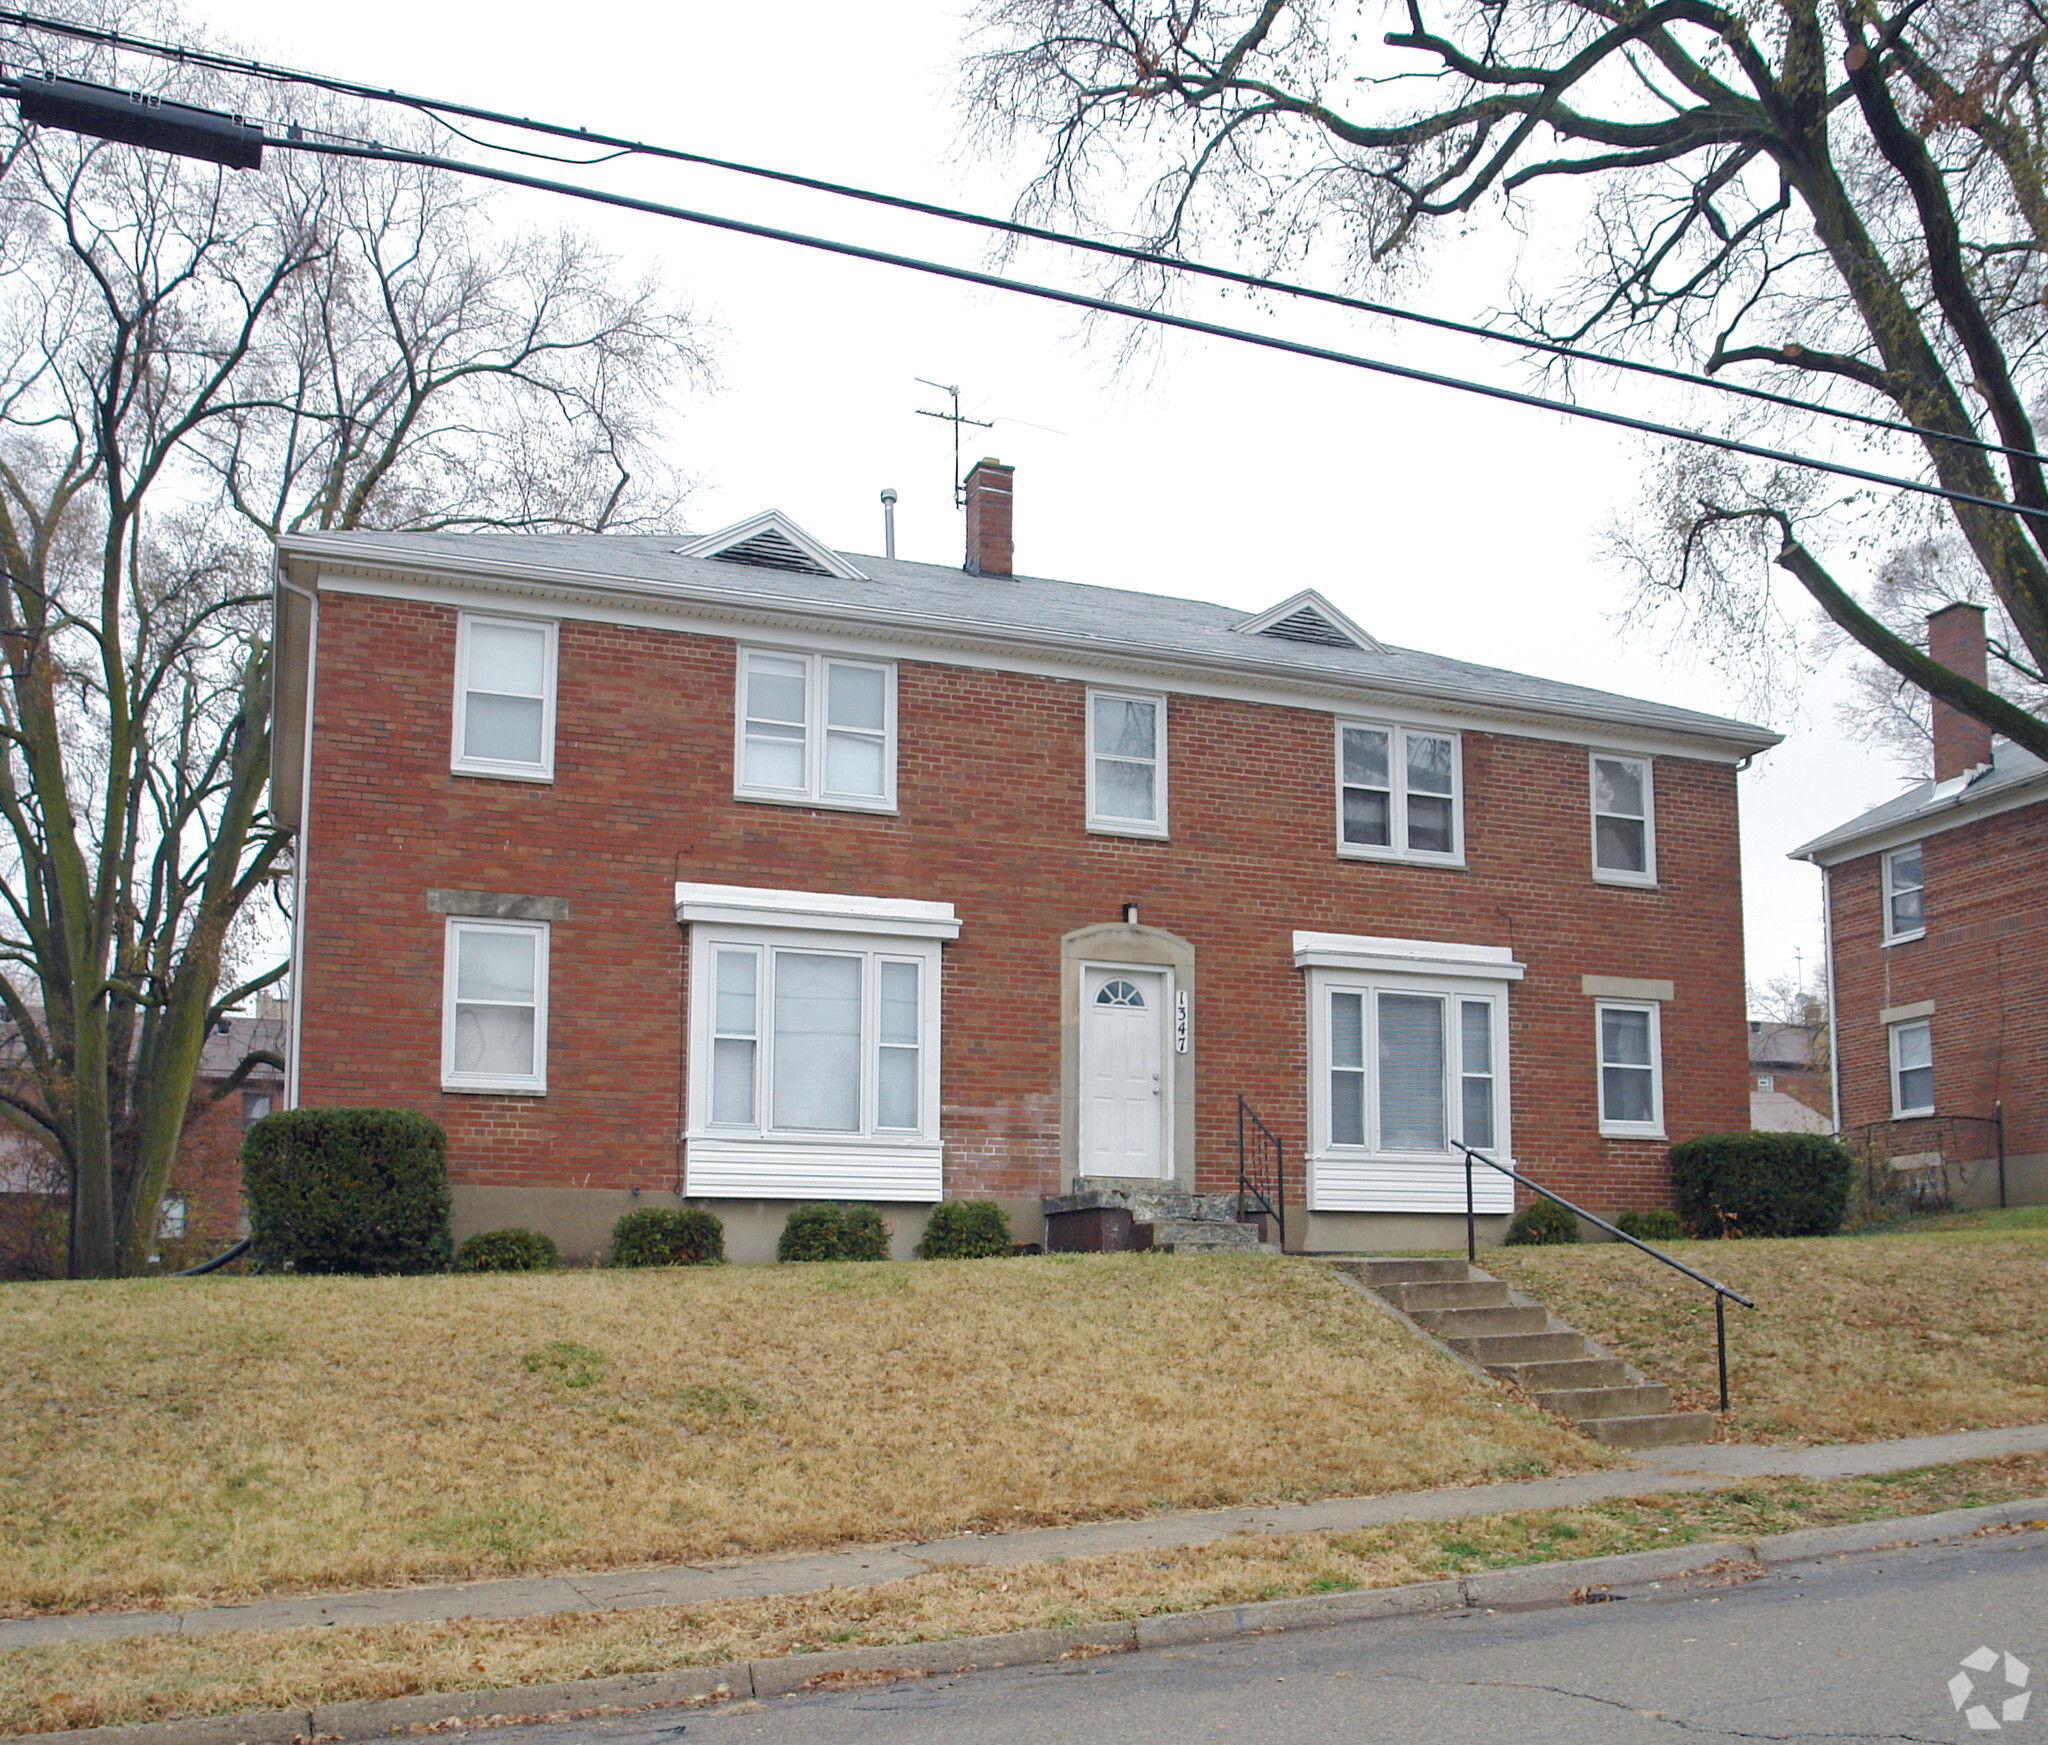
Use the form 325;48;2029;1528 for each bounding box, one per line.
679;883;957;1199
1296;932;1521;1213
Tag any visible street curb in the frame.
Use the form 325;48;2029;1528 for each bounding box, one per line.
14;1497;2047;1745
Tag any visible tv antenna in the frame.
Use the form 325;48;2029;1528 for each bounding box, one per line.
915;378;994;508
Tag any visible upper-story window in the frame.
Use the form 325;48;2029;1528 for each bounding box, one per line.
453;613;557;781
734;648;896;811
1087;688;1168;837
1883;844;1925;943
1591;754;1656;884
1336;722;1462;863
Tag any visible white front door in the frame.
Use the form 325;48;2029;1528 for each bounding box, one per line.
1081;966;1167;1178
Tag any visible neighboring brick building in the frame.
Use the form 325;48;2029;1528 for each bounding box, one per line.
1794;604;2046;1209
272;464;1776;1261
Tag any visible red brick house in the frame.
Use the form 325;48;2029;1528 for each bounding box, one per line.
1794;604;2045;1210
271;463;1775;1261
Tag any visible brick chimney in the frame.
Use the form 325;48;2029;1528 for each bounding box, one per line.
963;458;1014;577
1927;601;1993;781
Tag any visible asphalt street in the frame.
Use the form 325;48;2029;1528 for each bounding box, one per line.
489;1529;2044;1745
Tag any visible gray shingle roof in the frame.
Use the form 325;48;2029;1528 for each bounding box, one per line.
1790;739;2048;862
277;528;1778;753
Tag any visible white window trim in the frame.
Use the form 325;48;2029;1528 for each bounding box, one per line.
1590;752;1657;886
1595;998;1664;1139
1086;686;1169;838
680;887;955;1201
441;916;549;1095
1298;931;1517;1215
1334;719;1465;866
1889;1017;1935;1118
1882;843;1926;945
451;612;558;783
733;646;898;813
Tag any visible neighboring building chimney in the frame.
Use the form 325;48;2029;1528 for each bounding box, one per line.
1927;601;1993;782
963;458;1014;577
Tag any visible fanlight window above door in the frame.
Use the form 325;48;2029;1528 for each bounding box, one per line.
1095;978;1146;1007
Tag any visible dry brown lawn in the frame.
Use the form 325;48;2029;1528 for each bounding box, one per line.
8;1452;2045;1736
0;1254;1607;1615
1488;1210;2048;1443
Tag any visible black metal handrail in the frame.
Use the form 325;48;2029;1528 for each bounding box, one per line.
1236;1095;1285;1252
1454;1140;1753;1412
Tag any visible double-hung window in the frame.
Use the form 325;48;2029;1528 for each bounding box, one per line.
1591;754;1656;884
735;648;895;810
1087;688;1167;836
1297;933;1520;1214
679;883;957;1200
441;917;549;1094
1336;722;1461;862
1883;844;1925;943
453;614;557;780
1890;1019;1934;1116
1595;1000;1663;1136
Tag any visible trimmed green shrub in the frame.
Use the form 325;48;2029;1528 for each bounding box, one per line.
1502;1198;1580;1246
1615;1208;1685;1244
1671;1131;1854;1238
455;1227;559;1272
242;1108;451;1275
838;1205;891;1262
914;1199;1013;1259
778;1204;848;1263
608;1206;725;1267
776;1203;894;1262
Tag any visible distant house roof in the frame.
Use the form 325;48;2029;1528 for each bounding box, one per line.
271;524;1780;824
1748;1020;1824;1073
1791;738;2048;865
198;1013;287;1088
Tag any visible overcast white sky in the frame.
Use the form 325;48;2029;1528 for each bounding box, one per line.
185;0;1923;1002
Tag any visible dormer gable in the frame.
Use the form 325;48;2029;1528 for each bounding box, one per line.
676;510;867;582
1235;589;1382;653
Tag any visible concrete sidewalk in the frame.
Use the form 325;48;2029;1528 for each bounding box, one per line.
9;1419;2047;1653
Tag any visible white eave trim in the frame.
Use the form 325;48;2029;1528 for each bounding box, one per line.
1235;588;1384;653
1292;930;1525;981
674;881;962;940
677;510;867;582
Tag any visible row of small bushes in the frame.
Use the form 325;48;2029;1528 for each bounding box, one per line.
1502;1132;1855;1245
243;1107;1016;1271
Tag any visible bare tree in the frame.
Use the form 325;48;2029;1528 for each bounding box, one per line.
962;0;2048;761
0;11;710;1276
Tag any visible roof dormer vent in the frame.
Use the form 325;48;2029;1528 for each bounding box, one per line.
675;510;868;582
1236;589;1382;653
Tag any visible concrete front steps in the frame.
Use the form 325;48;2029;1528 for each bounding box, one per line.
1333;1256;1715;1450
1043;1178;1272;1254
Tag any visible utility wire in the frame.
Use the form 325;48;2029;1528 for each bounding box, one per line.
0;3;2038;471
251;131;2046;528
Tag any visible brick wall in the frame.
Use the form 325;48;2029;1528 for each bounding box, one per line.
1828;799;2048;1168
297;592;1752;1217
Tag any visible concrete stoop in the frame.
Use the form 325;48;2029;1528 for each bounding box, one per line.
1334;1256;1716;1450
1043;1178;1273;1254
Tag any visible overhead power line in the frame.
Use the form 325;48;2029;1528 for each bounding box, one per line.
2;59;2043;527
245;132;2040;527
0;2;2038;472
